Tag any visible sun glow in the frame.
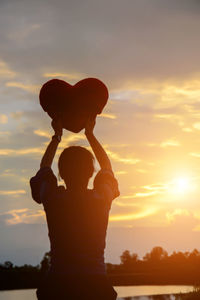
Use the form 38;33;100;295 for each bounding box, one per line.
172;177;192;194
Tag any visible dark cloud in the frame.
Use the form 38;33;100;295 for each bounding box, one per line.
154;0;200;13
0;0;200;86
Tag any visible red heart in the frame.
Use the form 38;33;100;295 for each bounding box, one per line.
39;78;109;133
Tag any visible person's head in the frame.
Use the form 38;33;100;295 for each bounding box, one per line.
58;146;95;190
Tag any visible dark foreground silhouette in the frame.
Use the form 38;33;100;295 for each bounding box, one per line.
30;116;119;299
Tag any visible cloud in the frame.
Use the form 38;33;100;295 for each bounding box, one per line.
11;111;24;120
0;208;45;225
154;114;174;120
106;149;141;165
114;200;139;207
115;171;127;175
136;169;148;174
148;139;181;148
144;183;168;192
6;81;39;94
189;152;200;158
100;113;116;119
193;123;200;130
0;114;8;124
121;182;168;200
0;189;26;196
166;209;190;223
182;127;193;133
0;132;86;160
109;207;157;222
121;192;157;199
7;23;41;41
0;169;15;178
165;209;200;231
43;72;84;81
34;129;51;138
133;191;160;198
57;134;86;151
0;147;43;156
1;0;200;85
0;131;10;136
0;60;16;79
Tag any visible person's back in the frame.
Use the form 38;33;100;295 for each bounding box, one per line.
42;186;113;274
30;117;119;299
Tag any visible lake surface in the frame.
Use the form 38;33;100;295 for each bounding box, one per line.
0;285;193;299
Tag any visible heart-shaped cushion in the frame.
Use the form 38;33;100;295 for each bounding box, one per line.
39;78;109;133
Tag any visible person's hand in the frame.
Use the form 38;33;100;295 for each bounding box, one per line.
51;118;63;136
85;114;96;135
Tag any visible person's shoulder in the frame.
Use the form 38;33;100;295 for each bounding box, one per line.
30;167;59;205
94;169;115;185
93;169;120;203
30;167;54;182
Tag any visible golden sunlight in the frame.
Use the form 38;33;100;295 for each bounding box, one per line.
172;177;192;194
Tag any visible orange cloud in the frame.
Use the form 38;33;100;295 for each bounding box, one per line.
0;114;8;124
0;60;16;78
0;189;26;196
6;81;39;93
0;147;43;156
34;129;51;138
109;207;157;222
121;183;168;200
160;140;180;148
189;153;200;158
100;113;117;119
106;149;141;165
166;209;190;223
1;208;45;225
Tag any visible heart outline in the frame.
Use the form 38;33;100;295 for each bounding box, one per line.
39;78;109;133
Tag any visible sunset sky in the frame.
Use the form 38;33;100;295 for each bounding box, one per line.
1;0;200;265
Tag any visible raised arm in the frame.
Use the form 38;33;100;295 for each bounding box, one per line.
40;119;62;169
85;116;112;171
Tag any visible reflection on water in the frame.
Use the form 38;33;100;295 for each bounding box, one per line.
119;296;175;300
115;285;192;299
0;286;193;300
0;289;36;300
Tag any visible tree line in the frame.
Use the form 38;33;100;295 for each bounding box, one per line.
108;247;200;285
1;246;200;289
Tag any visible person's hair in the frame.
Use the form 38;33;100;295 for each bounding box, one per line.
58;146;95;187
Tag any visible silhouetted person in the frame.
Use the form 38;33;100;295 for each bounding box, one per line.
30;116;119;299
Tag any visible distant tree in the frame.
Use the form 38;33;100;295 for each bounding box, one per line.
3;261;13;269
40;251;51;273
143;252;150;261
120;250;138;267
188;249;200;264
131;253;138;263
120;250;132;265
170;251;188;264
143;246;168;262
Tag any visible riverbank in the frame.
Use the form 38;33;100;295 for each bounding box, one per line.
0;269;196;290
0;286;193;299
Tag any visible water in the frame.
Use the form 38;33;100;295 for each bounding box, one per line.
0;289;36;300
115;285;193;299
0;285;193;299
